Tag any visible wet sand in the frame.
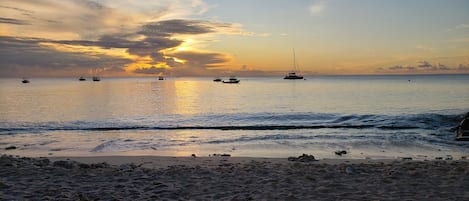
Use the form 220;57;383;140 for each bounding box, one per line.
1;155;468;200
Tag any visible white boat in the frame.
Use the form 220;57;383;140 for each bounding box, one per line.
222;76;240;84
284;49;304;80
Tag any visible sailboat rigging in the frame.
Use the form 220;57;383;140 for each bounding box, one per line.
284;49;304;80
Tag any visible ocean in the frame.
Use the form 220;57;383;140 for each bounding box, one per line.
1;75;468;159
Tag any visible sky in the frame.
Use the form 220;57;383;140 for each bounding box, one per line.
1;0;468;77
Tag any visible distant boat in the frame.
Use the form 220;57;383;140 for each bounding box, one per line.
78;76;86;81
222;76;240;84
213;77;222;82
456;113;469;141
284;72;303;80
284;49;304;80
158;76;164;80
92;68;102;82
21;78;30;84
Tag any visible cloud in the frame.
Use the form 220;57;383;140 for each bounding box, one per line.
56;33;182;65
458;64;469;70
455;23;469;29
0;36;132;77
0;17;30;25
99;0;211;19
103;66;126;73
417;61;433;68
387;65;416;71
171;51;230;68
133;66;167;75
437;63;450;70
139;19;215;37
309;0;327;16
52;19;241;67
378;60;468;73
0;0;255;77
447;23;469;32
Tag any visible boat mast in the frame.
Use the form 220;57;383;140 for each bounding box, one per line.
293;48;296;72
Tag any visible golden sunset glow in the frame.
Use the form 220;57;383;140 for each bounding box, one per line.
0;0;468;77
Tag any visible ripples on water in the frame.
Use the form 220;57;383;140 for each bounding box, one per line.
0;75;468;158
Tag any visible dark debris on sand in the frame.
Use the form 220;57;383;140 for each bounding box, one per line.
288;154;318;162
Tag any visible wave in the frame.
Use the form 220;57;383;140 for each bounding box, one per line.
0;112;463;134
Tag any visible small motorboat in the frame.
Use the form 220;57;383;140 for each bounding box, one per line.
456;113;469;141
79;76;86;81
213;77;222;82
21;78;30;83
92;76;100;81
222;76;240;84
158;76;164;80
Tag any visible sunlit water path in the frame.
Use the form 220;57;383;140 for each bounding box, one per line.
1;75;468;159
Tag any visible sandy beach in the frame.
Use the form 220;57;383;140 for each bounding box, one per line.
1;154;468;200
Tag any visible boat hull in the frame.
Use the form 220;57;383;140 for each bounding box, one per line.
222;80;240;84
284;76;304;79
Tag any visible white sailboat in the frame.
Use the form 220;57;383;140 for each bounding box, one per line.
284;49;304;80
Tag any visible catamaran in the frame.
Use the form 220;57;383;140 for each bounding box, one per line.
284;49;304;80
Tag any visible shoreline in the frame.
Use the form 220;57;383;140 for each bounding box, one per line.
1;154;468;200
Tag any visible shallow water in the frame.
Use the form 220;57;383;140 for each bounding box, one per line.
1;75;468;158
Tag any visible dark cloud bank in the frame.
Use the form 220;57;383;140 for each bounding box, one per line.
378;60;469;74
0;36;132;77
0;15;236;77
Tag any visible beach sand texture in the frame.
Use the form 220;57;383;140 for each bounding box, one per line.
1;155;468;200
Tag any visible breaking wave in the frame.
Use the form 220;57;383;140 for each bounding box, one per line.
0;112;462;133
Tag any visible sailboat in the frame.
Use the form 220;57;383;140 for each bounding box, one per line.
284;49;304;80
92;68;101;81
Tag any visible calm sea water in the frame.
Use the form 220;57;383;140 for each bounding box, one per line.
1;75;468;159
